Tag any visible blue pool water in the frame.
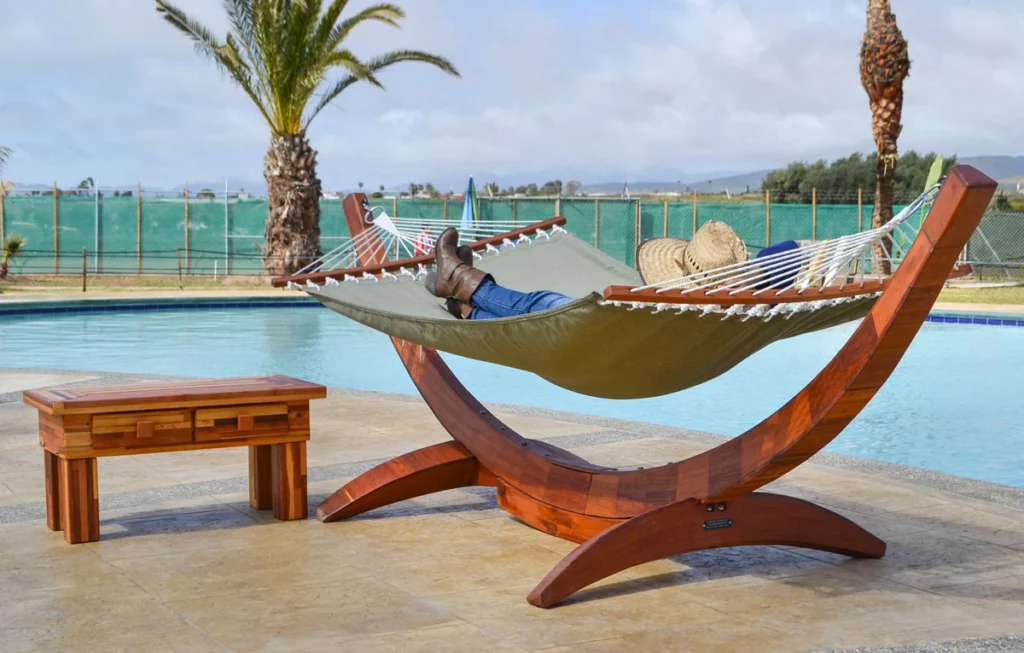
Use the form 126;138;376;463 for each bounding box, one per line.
1;307;1021;487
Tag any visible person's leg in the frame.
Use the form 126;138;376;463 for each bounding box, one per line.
468;279;573;319
469;306;501;320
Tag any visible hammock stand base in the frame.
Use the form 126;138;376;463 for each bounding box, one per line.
307;167;995;608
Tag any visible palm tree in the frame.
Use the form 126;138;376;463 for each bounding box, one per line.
155;1;459;275
1;235;25;280
860;0;910;273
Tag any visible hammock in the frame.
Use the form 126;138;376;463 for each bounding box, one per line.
280;188;940;399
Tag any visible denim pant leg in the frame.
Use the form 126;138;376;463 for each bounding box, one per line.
468;280;573;320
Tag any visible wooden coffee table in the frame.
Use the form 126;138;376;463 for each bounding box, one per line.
23;375;327;544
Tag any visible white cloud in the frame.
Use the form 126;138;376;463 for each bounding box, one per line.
0;0;1021;189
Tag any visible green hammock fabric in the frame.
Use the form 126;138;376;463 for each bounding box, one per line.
307;233;874;399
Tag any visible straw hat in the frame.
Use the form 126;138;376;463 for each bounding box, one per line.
636;221;748;286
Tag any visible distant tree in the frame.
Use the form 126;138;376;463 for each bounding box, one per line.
370;191;384;199
0;146;11;180
77;177;95;196
379;184;385;192
563;180;581;196
762;152;955;204
484;181;499;196
358;181;364;191
424;182;440;199
995;192;1012;211
539;180;562;196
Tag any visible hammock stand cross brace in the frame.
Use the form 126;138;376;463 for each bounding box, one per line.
285;166;994;608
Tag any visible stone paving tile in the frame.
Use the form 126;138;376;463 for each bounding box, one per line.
169;576;461;650
340;622;529;653
425;584;656;650
109;539;368;601
0;372;98;395
1;590;220;652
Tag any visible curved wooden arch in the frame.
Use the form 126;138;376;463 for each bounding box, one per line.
315;167;996;607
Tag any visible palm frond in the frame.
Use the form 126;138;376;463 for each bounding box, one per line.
364;49;460;80
0;146;11;177
155;1;224;63
323;4;404;55
304;74;359;126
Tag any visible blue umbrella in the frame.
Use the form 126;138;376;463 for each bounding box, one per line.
460;177;477;231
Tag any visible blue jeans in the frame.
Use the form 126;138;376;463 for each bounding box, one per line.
469;279;573;320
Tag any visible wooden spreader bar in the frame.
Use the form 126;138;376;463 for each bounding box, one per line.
316;168;995;608
271;216;567;288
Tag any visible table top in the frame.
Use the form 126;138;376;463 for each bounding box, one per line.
23;375;327;416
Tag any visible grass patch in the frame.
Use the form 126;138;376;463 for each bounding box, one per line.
0;274;271;293
938;286;1024;305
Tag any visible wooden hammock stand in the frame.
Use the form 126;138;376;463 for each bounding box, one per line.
281;166;994;608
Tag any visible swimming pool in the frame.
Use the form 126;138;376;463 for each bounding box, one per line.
1;304;1021;487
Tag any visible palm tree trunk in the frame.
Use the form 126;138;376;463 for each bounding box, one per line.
263;131;322;275
872;154;896;274
860;0;909;276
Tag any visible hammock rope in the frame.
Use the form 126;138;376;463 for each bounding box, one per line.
635;185;937;297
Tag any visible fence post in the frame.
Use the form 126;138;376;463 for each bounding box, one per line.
512;198;518;225
593;199;600;248
634;200;641;260
53;182;59;274
176;247;183;288
554;197;560;218
662;199;668;238
857;187;863;232
692;189;697;236
136;182;142;274
443;197;448;222
812;187;818;241
0;184;5;243
765;189;771;247
392;196;398;217
224;178;229;277
82;248;87;292
94;180;100;275
183;183;190;274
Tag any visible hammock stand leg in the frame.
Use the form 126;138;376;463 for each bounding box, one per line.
316;441;494;522
525;492;885;608
313;169;994;607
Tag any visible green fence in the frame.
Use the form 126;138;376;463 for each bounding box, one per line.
0;192;1013;276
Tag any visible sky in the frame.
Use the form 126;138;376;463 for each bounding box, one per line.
1;0;1022;191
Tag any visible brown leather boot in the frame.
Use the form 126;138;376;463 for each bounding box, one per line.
445;297;473;319
425;228;490;302
456;246;474;266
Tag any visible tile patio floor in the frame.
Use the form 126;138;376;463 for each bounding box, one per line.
1;372;1023;652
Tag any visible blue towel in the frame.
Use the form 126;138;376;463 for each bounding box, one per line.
755;240;801;290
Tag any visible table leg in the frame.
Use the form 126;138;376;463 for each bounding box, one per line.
59;457;99;544
271;442;307;521
44;450;62;531
248;445;273;510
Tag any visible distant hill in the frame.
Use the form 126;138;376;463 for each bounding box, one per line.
584;170;770;196
959;156;1024;182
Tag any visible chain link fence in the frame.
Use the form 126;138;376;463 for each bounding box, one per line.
1;187;1021;282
